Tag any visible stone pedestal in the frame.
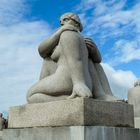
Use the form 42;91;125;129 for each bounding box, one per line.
0;131;2;140
8;98;134;128
5;98;138;140
3;126;140;140
135;117;140;128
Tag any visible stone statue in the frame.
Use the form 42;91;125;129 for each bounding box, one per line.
0;113;5;130
27;13;120;103
128;80;140;117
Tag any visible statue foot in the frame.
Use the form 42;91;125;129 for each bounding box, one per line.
27;93;69;103
67;83;92;99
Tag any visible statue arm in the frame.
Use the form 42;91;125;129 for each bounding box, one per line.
38;29;64;59
84;38;102;63
38;25;78;59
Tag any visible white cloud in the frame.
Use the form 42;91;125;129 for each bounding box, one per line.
77;0;128;35
102;63;137;99
0;0;52;112
112;39;140;63
0;0;28;25
76;0;140;64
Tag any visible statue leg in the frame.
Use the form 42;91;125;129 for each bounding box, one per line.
39;58;57;80
94;63;121;100
94;63;113;95
60;32;92;98
88;60;106;98
89;60;120;101
27;93;68;103
27;66;72;103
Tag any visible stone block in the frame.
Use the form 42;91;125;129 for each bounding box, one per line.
8;98;134;128
0;131;2;140
3;126;140;140
135;117;140;128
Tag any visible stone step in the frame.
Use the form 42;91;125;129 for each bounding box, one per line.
3;126;140;140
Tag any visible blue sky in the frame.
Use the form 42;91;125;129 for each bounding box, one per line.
0;0;140;113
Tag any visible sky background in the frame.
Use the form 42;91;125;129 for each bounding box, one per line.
0;0;140;114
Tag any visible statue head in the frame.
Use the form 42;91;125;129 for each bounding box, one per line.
60;12;83;32
134;80;140;87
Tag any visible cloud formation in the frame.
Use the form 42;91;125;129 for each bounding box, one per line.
0;0;52;112
113;39;140;63
102;63;137;99
0;0;27;25
76;0;140;64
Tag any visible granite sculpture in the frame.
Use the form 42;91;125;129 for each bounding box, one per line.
0;113;5;130
4;12;139;140
128;80;140;117
27;13;120;103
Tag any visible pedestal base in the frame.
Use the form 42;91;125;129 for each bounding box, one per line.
135;117;140;128
0;131;2;140
8;98;134;128
3;126;140;140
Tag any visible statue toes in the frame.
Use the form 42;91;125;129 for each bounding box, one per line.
86;92;93;98
67;92;76;99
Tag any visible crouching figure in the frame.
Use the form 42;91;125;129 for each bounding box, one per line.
27;13;120;103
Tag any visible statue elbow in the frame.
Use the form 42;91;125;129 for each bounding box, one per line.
38;46;46;58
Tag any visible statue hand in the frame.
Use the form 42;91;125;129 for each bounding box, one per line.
84;37;102;63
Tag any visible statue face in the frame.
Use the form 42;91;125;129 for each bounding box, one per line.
60;13;82;31
60;18;70;25
61;18;80;31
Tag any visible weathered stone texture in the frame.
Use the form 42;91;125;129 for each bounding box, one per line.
0;131;2;140
8;98;134;128
3;126;140;140
135;117;140;128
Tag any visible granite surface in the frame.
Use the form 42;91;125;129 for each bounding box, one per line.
8;98;134;128
135;117;140;128
3;126;140;140
0;131;2;140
